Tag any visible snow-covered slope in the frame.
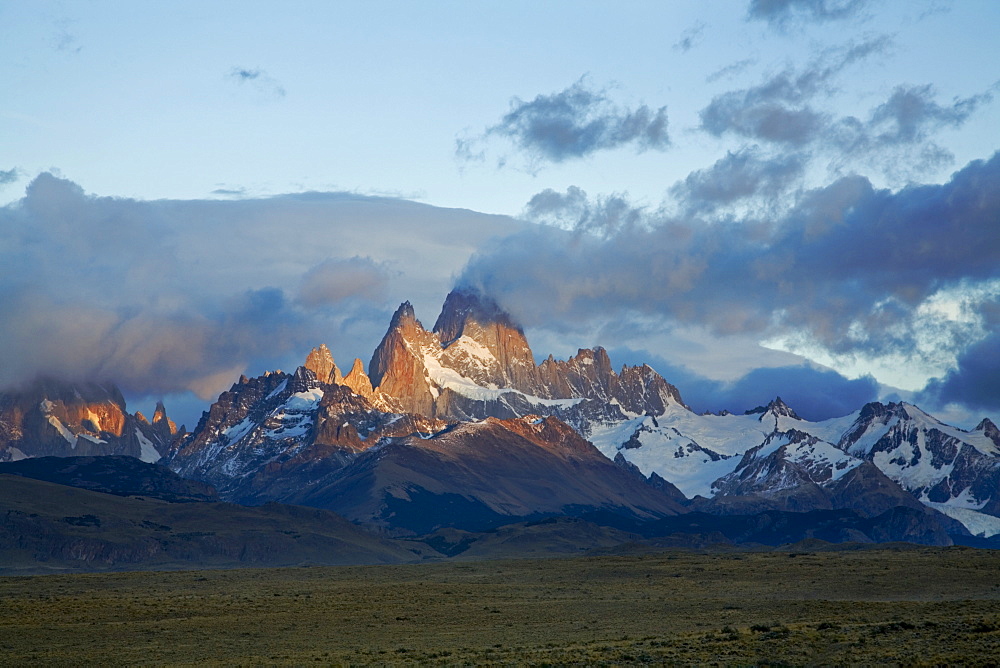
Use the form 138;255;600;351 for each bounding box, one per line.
592;396;1000;534
163;289;998;540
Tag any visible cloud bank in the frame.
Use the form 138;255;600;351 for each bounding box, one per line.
0;174;522;406
457;151;1000;408
612;346;879;421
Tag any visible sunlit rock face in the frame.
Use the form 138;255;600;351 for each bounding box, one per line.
284;414;687;534
340;358;376;401
432;288;542;394
304;343;342;385
366;289;686;422
164;360;447;503
368;301;440;417
154;288;1000;540
0;379;176;463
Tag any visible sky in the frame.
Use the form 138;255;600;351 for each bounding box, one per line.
2;0;999;429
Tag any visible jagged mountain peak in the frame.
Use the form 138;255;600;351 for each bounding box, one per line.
432;288;523;345
342;358;376;400
0;377;172;463
389;300;419;328
745;396;801;421
152;400;178;437
975;418;1000;441
305;343;341;384
853;401;947;429
433;288;538;391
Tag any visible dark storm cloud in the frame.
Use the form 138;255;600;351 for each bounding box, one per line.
747;0;869;27
720;366;879;420
0;173;523;401
458;151;1000;364
699;37;889;146
922;333;1000;412
458;78;669;167
921;301;1000;411
669;147;806;213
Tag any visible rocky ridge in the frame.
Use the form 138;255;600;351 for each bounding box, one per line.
8;289;994;544
162;289;1000;541
0;379;179;464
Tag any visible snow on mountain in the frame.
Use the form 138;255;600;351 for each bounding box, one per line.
0;379;178;462
157;288;998;539
593;396;1000;534
925;503;1000;538
831;403;1000;517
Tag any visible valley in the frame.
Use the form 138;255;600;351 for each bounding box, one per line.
1;547;998;665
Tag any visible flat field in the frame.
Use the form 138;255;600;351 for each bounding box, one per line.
1;546;999;665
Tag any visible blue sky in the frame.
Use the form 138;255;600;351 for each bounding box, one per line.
2;0;999;428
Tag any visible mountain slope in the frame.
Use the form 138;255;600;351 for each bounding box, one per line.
0;379;178;463
0;455;218;502
162;289;999;540
0;474;424;574
286;415;686;534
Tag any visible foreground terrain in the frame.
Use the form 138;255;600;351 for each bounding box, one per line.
1;547;999;665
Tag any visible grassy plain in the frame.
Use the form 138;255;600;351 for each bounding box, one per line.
1;546;999;665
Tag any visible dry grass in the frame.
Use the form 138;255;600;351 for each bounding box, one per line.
1;546;999;665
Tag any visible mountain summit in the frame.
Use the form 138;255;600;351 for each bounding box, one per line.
8;288;996;543
367;288;686;421
0;379;177;463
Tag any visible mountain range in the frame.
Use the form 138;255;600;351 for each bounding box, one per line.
3;288;1000;563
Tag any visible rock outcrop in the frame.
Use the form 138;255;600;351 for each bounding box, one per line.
165;289;995;542
0;379;177;463
366;289;686;421
305;343;342;384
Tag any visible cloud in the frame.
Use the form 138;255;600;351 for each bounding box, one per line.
921;300;1000;411
523;186;647;237
829;84;995;176
699;37;889;146
669;147;805;213
458;151;1000;398
458;77;669;168
297;257;391;307
0;168;18;187
747;0;869;28
0;173;524;408
706;58;757;84
720;366;879;420
228;66;286;98
922;333;1000;412
610;347;878;421
673;22;706;53
211;186;247;197
700;38;995;181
